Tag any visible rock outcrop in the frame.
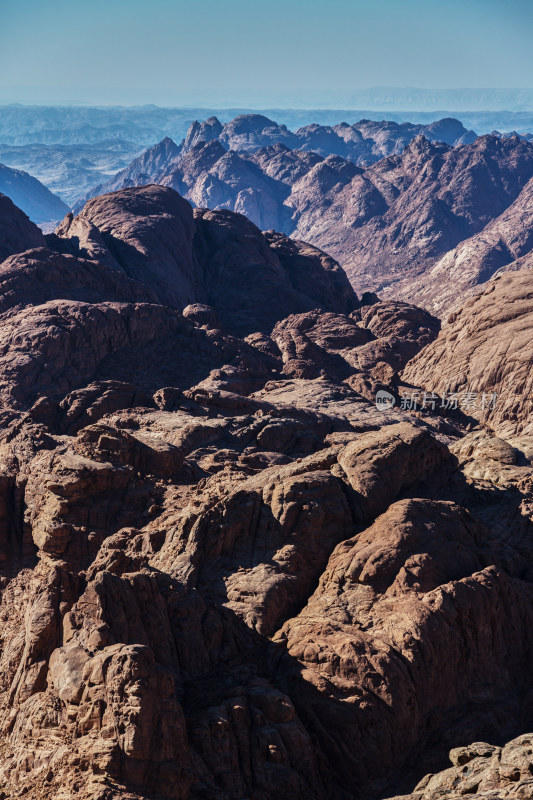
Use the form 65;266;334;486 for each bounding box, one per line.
57;184;358;336
0;192;45;261
386;734;533;799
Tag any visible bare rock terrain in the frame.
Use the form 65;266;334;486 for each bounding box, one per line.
0;192;46;261
0;184;532;800
403;270;533;437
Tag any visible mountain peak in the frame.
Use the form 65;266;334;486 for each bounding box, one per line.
183;117;224;152
404;134;446;156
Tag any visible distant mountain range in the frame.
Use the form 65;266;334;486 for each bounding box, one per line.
1;103;533;149
3;87;533;111
341;87;533;111
0;140;143;205
74;114;477;209
0;162;68;225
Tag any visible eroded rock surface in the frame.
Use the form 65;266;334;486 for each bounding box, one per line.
386;734;533;799
0;186;532;800
58;184;357;337
403;270;533;437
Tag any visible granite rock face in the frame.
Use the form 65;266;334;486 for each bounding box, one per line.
0;186;532;800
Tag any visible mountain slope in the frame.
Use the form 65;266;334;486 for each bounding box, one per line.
79;136;181;205
407;174;533;312
291;134;533;301
77;113;476;210
402;269;533;437
0;162;69;225
0;192;46;261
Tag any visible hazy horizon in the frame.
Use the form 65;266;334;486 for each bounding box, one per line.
1;0;532;109
2;88;533;113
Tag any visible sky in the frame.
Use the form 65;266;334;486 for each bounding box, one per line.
0;0;532;106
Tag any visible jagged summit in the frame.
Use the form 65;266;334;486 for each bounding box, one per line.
79;113;476;208
182;115;224;151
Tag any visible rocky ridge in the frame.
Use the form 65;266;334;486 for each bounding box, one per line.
73;113;476;214
74;118;533;313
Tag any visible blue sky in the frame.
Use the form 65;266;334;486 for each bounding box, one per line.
0;0;532;105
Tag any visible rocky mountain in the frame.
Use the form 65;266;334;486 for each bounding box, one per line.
81;137;180;205
402;269;533;438
76;123;533;313
388;734;533;799
406;174;533;312
0;183;532;799
494;129;533;143
0;192;46;261
290;133;533;309
176;114;476;170
0;162;69;226
78;113;476;207
57;184;356;334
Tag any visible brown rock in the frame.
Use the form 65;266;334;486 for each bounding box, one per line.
0;192;45;262
402;270;533;436
0;185;532;800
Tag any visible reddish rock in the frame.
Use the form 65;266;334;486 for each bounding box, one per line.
0;187;531;800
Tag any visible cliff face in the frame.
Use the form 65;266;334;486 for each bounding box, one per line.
0;185;532;800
